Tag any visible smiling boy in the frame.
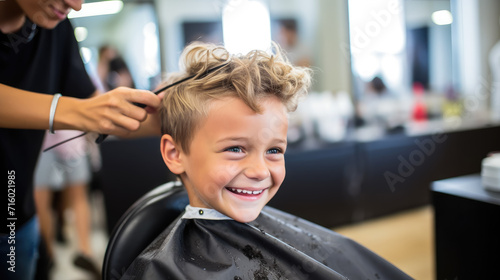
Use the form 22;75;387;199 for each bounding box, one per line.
162;95;288;223
158;42;307;224
122;42;412;279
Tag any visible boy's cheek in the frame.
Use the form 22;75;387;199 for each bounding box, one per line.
209;164;239;186
271;166;286;186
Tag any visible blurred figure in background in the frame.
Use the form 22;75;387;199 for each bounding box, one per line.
34;131;101;280
356;76;406;132
108;56;136;89
97;45;135;91
97;45;117;92
276;19;311;67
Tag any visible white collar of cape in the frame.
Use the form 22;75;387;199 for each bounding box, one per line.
182;205;233;220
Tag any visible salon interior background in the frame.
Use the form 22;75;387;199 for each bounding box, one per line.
72;0;500;126
70;0;500;232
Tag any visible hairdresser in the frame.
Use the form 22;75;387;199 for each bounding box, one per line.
0;1;162;279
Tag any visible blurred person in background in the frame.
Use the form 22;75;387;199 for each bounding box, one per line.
356;76;406;133
98;45;135;91
34;130;100;279
276;19;312;68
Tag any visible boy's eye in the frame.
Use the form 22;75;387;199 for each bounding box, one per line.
267;148;283;154
225;146;243;153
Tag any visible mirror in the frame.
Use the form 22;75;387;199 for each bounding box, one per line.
71;1;161;91
348;0;500;138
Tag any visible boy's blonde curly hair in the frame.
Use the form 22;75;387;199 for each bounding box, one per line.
159;42;312;154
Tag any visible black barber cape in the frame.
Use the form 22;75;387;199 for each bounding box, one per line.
122;206;413;280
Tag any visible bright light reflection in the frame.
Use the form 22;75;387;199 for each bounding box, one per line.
380;54;402;87
143;22;160;76
348;0;406;56
74;27;88;42
80;47;92;64
68;0;123;19
432;10;453;25
223;0;271;55
348;0;406;93
354;54;380;81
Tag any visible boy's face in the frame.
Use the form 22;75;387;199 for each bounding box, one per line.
162;96;288;223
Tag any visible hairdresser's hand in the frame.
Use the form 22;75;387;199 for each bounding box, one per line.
56;87;161;137
130;89;166;137
126;90;166;137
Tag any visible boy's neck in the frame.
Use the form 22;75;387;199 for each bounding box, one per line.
0;0;26;34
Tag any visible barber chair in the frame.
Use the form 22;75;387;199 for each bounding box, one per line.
102;180;189;280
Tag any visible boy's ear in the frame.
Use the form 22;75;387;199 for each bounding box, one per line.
160;134;185;175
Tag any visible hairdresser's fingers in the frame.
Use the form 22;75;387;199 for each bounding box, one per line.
65;88;152;135
144;90;165;114
148;90;166;114
145;91;164;114
99;113;142;137
116;87;161;109
98;87;155;126
94;90;147;125
116;86;163;115
120;100;149;122
157;91;166;100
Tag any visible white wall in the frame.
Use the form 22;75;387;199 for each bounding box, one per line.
451;0;500;115
315;0;352;93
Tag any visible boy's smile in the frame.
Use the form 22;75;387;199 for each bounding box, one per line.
162;95;288;223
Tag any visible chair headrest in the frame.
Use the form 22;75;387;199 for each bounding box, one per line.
103;181;189;279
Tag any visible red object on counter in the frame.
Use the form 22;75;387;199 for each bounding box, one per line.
412;82;427;121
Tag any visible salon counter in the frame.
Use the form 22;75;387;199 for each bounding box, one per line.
269;122;500;227
432;174;500;279
98;123;500;232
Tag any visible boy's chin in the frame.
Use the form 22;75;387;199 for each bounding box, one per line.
227;209;262;223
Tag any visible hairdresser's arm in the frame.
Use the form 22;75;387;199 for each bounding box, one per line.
0;84;161;137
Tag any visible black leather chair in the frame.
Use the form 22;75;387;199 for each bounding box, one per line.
102;181;189;280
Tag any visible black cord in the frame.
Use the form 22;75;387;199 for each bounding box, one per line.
42;132;88;152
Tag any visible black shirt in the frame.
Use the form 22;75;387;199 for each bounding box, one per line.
0;18;95;233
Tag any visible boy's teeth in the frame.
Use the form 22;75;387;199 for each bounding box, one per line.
230;188;263;195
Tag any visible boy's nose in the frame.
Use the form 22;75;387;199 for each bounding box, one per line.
244;156;271;181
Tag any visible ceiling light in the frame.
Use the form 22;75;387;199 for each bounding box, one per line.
432;10;453;25
68;0;123;19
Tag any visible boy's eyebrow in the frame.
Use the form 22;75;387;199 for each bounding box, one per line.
216;137;248;143
216;137;287;145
